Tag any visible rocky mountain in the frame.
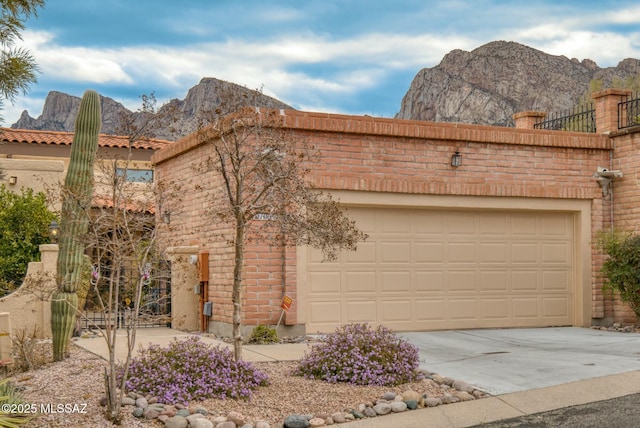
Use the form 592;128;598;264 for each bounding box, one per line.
11;78;292;141
396;41;640;126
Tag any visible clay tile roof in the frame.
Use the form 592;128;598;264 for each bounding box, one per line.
0;127;173;150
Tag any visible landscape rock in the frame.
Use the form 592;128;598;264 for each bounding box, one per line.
425;397;442;407
190;418;214;428
165;415;189;428
331;413;346;423
284;414;311;428
135;397;148;409
390;401;408;413
373;403;392;415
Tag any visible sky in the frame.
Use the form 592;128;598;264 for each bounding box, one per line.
4;0;640;126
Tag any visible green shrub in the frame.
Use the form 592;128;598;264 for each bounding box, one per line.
0;185;56;297
295;323;421;386
248;325;278;344
595;229;640;319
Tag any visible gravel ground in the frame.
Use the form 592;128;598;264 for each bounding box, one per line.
6;342;466;428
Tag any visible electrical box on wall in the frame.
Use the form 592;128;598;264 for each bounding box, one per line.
194;283;200;294
203;302;212;317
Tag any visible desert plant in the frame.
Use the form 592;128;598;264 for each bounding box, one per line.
248;324;278;344
595;229;640;320
10;327;49;372
119;336;269;405
0;378;32;427
51;89;101;361
295;323;421;386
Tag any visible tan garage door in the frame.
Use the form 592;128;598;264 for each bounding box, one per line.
305;207;574;333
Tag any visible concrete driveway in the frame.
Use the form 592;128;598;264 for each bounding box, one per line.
400;327;640;395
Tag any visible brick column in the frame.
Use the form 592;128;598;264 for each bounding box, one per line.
513;111;546;129
593;89;632;134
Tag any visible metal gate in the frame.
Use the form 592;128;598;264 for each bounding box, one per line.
79;260;171;330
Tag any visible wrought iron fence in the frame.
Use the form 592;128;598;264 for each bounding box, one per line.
78;260;171;330
534;103;596;133
619;92;640;129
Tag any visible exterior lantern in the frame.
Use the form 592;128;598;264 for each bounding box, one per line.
451;150;462;167
49;221;60;244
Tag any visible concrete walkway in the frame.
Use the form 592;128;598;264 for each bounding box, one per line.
74;327;312;363
74;327;640;427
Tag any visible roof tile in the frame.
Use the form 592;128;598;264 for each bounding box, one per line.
1;127;173;150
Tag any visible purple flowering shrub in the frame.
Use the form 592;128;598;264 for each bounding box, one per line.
295;323;421;386
118;336;269;405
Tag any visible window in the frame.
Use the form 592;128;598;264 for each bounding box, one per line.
116;168;154;183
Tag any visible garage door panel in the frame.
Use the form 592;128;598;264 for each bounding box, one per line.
541;271;571;291
448;243;476;262
448;213;477;234
380;300;413;321
309;272;341;294
379;211;411;233
345;301;377;322
448;299;478;320
479;243;508;263
480;270;508;291
309;247;341;264
542;243;571;264
346;241;376;263
414;299;445;319
542;297;570;317
479;214;508;235
381;242;411;263
345;271;376;293
541;215;571;236
415;242;445;263
415;271;444;292
448;271;477;292
308;301;342;325
381;271;410;292
511;271;539;291
512;298;540;318
305;207;575;332
413;211;446;234
511;214;538;235
481;298;509;319
511;243;538;263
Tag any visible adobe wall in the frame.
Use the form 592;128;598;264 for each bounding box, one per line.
153;111;613;334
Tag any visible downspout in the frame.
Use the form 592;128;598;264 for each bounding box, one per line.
610;148;614;231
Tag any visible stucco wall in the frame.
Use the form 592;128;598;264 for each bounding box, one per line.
0;244;58;338
0;158;64;195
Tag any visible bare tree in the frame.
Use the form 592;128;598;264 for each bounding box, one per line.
193;89;367;361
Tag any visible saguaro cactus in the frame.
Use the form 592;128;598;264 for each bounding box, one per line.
51;90;101;361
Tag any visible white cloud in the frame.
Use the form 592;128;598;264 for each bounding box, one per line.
605;6;640;24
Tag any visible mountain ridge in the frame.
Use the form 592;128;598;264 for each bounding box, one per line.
12;41;640;137
396;41;640;126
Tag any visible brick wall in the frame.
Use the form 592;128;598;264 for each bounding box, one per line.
609;128;640;323
154;110;615;332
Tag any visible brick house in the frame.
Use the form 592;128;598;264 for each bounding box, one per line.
152;89;640;336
